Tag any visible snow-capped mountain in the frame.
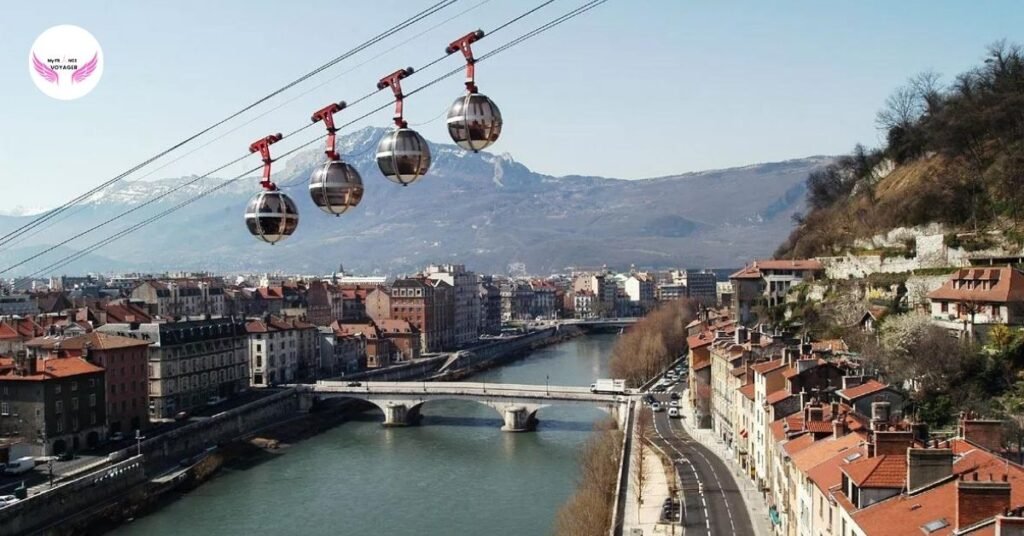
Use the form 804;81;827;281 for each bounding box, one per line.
0;127;829;275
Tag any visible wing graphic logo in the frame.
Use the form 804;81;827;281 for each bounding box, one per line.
31;53;58;84
71;53;98;84
28;25;103;100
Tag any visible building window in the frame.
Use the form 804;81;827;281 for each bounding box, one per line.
89;394;96;407
91;411;97;425
72;397;79;411
56;400;63;414
0;402;8;415
55;384;62;395
56;417;63;433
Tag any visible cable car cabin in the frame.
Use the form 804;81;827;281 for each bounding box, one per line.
446;93;502;152
245;190;299;244
309;160;364;215
376;128;431;186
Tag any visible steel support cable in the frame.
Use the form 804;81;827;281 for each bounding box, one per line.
0;0;459;249
3;0;561;274
26;0;609;278
0;0;497;255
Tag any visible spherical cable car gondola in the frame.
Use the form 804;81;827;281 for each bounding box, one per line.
444;30;502;152
244;134;299;244
309;101;364;215
375;67;432;186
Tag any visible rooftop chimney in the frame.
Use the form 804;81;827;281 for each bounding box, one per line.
801;342;813;356
833;418;848;439
796;358;818;374
907;448;954;493
842;375;867;390
749;331;762;345
995;510;1024;536
871;401;891;430
957;475;1011;532
958;414;1005;453
715;330;728;340
805;402;824;423
736;326;748;345
873;430;914;456
911;421;930;444
784;347;799;365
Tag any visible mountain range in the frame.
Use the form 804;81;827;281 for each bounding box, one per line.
0;127;828;276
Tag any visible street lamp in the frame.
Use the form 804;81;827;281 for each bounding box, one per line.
135;429;145;457
545;374;550;396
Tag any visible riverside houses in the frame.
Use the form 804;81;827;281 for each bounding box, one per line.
0;352;106;455
98;317;248;420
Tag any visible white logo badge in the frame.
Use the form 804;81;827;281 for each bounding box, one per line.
28;25;104;101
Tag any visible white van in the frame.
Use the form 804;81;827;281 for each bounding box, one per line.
3;456;35;475
668;407;680;419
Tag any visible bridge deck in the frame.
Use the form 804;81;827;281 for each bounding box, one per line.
309;381;626;403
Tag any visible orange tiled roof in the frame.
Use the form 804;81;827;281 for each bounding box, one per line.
792;433;866;473
838;379;889;401
26;332;151;351
752;358;785;375
739;383;755;400
843;454;907;488
0;356;104;380
806;445;869;496
805;420;834;434
928;266;1024;304
766;390;793;405
687;332;714;350
730;259;824;279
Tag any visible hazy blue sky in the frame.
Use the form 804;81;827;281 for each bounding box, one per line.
0;1;1022;212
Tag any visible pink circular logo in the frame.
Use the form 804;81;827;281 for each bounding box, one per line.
28;25;104;101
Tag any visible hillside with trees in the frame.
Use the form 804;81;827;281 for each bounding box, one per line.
777;41;1024;259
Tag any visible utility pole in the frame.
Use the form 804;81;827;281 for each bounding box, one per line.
545;374;549;396
135;429;145;457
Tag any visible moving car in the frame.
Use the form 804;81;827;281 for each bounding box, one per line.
670;400;679;408
346;381;362;387
652;402;664;412
669;407;680;418
670;392;680;400
3;457;34;475
590;379;627;394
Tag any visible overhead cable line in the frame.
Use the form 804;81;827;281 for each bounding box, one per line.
0;0;497;255
0;0;459;250
25;0;608;278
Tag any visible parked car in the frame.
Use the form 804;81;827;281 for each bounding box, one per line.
110;432;125;442
346;381;362;387
57;451;75;462
0;495;18;508
174;411;190;421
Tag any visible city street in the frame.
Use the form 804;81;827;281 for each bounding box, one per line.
645;384;757;536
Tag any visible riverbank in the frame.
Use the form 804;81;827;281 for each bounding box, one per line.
28;327;591;535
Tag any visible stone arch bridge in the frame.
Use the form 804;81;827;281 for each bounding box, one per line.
297;381;628;432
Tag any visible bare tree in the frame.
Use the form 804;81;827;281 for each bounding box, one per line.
633;407;654;520
876;85;922;131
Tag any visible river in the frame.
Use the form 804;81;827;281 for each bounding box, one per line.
114;333;618;536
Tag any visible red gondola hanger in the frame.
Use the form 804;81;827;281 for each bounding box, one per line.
377;67;414;128
249;133;283;190
446;29;485;94
311;101;347;160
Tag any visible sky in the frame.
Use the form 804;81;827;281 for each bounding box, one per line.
0;0;1022;212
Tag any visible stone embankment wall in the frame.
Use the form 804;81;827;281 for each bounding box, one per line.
0;456;146;536
343;356;448;381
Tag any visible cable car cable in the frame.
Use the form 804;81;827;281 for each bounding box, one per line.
0;0;459;250
0;0;500;254
23;0;607;277
2;0;549;259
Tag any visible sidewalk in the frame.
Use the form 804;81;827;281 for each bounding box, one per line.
679;391;772;536
623;432;679;535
